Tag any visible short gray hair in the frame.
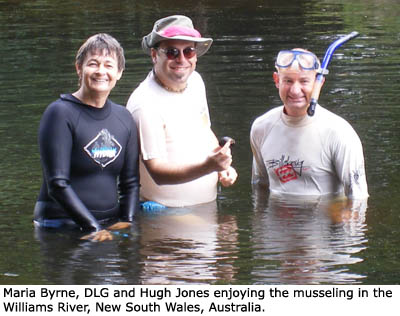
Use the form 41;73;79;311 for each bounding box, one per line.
75;33;125;71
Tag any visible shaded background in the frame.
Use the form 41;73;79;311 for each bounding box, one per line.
0;0;399;284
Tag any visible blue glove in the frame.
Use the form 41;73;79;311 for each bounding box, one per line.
140;201;167;212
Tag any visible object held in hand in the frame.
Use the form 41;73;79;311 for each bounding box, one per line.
219;136;235;148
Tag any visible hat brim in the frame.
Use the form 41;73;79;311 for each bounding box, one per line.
142;34;213;57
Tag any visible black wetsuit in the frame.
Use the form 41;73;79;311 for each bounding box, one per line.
34;94;140;231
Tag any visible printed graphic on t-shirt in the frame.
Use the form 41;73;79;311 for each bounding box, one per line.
84;129;122;168
351;164;366;187
275;164;298;183
266;155;306;183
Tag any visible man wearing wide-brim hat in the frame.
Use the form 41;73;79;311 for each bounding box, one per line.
127;15;237;208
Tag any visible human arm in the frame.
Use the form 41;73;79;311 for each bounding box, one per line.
131;101;233;184
331;124;369;200
250;123;269;189
39;103;102;232
118;116;141;221
325;197;367;225
143;139;233;185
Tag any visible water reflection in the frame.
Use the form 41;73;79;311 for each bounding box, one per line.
2;0;400;284
34;223;142;284
138;201;238;284
251;190;368;284
34;202;238;285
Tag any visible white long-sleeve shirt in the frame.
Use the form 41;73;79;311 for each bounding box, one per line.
250;105;368;199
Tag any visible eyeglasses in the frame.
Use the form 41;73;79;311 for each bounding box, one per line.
276;50;320;70
157;47;197;60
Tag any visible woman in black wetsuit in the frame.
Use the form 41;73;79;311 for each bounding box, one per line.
34;33;140;241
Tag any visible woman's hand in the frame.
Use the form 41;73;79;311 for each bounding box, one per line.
107;222;132;230
80;229;113;242
80;222;132;242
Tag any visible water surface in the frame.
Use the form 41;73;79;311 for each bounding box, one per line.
1;0;399;285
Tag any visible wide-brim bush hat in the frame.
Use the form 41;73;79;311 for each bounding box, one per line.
142;15;213;57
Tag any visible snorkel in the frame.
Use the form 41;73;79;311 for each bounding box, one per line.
307;31;359;116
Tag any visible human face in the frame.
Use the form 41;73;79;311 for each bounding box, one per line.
152;39;197;90
76;51;123;96
273;65;317;117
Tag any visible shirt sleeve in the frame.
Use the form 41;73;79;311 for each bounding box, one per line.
118;116;140;221
39;102;101;231
197;73;212;128
250;121;269;187
132;106;167;161
331;124;369;200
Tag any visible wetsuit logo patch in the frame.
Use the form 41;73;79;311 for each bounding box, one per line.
84;129;122;168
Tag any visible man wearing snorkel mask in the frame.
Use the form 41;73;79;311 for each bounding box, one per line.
250;48;368;200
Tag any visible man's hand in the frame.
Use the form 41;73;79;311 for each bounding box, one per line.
219;166;238;186
207;139;233;172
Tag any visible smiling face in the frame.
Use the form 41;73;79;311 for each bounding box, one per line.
76;50;123;96
273;63;317;117
151;39;197;91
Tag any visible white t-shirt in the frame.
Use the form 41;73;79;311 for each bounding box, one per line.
127;71;218;207
250;105;369;199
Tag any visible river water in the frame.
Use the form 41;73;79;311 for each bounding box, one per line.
0;0;399;285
